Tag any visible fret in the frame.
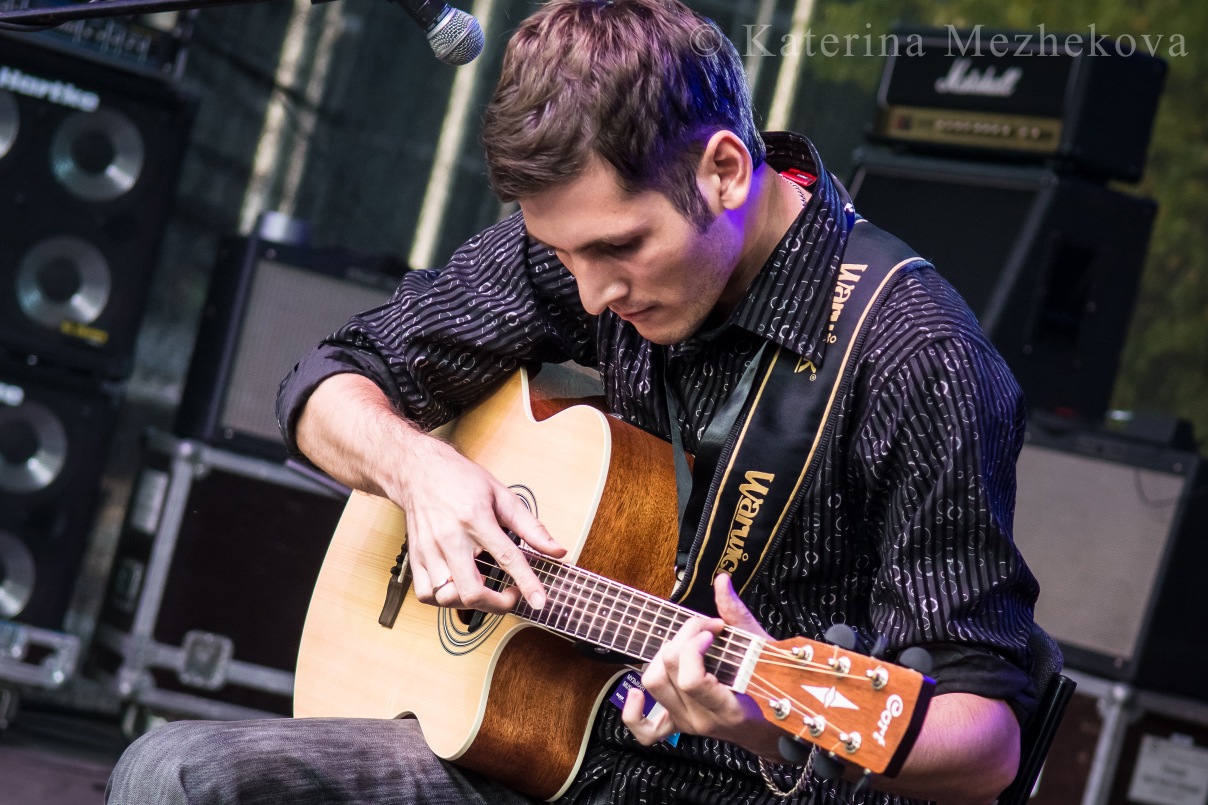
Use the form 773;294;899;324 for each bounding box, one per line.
647;601;680;652
622;591;650;658
633;595;654;660
502;551;759;689
582;576;608;644
561;571;589;638
549;564;577;634
610;587;638;655
647;601;686;657
591;577;616;646
708;632;749;686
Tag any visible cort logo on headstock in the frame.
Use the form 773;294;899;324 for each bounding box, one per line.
872;694;905;747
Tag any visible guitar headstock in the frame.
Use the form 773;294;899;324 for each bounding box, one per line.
747;636;935;778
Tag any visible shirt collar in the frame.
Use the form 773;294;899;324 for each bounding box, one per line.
667;132;854;365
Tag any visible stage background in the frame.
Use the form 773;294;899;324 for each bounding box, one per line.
51;0;1206;651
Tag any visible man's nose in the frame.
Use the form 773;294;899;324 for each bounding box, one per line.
574;263;628;316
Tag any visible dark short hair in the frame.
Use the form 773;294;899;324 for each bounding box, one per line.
482;0;765;230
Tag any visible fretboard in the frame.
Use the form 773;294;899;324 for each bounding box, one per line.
506;549;756;687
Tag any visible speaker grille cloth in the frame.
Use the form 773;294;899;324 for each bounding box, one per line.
1013;444;1185;660
221;260;393;442
852;172;1036;316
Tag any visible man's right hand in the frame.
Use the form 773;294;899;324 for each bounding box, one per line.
296;372;566;615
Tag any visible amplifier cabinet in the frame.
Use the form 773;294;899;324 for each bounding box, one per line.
91;430;346;720
1106;689;1208;805
1013;423;1208;699
176;234;406;461
872;28;1167;181
850;148;1156;424
1037;673;1208;805
0;37;196;378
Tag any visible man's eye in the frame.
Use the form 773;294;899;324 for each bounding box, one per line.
607;240;639;256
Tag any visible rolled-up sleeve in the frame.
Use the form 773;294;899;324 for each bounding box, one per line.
276;212;597;458
860;333;1040;722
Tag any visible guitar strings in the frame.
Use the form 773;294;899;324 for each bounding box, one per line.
521;557;758;669
462;554;875;686
455;553;880;753
474;551;753;665
465;553;756;670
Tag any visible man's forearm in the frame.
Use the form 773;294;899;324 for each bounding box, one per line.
857;693;1019;805
295;373;432;500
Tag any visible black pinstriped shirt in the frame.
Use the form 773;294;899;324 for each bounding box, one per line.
278;133;1039;805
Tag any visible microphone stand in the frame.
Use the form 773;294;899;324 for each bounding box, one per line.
0;0;484;66
0;0;321;31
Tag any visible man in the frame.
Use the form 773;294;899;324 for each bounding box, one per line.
108;1;1038;803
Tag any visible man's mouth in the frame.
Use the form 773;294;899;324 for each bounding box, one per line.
614;305;654;323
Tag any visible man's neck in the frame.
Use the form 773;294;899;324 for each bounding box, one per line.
711;162;812;322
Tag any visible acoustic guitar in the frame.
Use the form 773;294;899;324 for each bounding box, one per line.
294;367;934;800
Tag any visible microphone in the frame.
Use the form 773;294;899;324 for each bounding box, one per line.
395;0;485;66
0;0;484;66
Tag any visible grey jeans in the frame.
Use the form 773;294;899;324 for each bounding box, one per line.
105;716;552;805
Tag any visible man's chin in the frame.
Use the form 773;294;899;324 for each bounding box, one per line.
630;318;701;346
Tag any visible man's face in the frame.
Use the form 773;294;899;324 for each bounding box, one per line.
520;158;743;345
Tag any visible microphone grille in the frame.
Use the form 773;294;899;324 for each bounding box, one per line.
428;8;485;66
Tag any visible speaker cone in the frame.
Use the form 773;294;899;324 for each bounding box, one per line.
16;235;111;329
50;108;144;202
0;90;17;160
0;398;68;494
0;530;35;619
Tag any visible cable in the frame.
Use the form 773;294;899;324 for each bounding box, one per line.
0;20;57;31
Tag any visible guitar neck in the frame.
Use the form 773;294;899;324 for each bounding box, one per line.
507;549;761;688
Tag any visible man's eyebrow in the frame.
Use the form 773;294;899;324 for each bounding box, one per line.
530;227;646;253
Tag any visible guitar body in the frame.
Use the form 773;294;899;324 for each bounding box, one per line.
294;369;680;800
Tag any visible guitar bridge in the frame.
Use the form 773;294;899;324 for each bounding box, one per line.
378;551;411;628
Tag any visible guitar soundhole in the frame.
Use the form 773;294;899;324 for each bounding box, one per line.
454;548;510;634
457;609;488;631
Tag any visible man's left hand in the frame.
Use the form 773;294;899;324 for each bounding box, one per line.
622;574;785;756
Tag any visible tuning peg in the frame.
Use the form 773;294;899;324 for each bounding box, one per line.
778;735;813;765
853;769;874;793
824;624;859;651
811;750;846;781
897;646;934;675
870;634;889;659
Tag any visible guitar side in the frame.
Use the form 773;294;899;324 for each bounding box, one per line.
294;369;680;799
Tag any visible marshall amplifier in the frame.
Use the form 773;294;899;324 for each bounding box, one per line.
176;225;407;460
849;147;1156;424
871;28;1167;182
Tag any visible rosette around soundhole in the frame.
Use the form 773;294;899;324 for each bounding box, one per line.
50;108;144;202
0;398;68;495
16;235;111;329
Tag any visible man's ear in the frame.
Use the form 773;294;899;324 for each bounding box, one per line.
697;130;754;215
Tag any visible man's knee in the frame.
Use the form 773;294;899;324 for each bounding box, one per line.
106;721;231;805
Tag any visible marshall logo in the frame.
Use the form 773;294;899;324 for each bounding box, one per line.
0;66;100;112
715;470;775;576
827;263;867;341
934;58;1023;98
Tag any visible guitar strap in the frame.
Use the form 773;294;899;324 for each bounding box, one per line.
668;220;930;616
